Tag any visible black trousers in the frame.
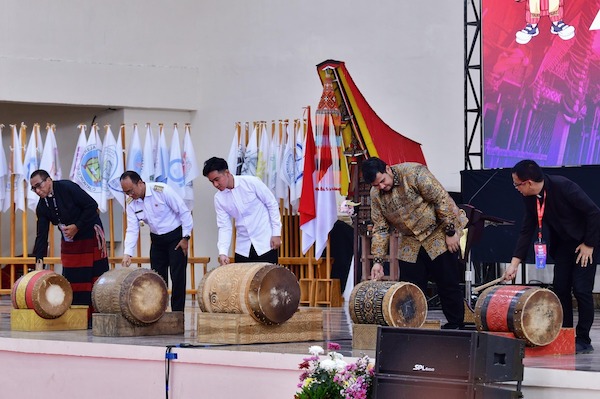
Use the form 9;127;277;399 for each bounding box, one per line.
552;241;597;345
150;226;187;312
234;245;278;264
399;247;465;327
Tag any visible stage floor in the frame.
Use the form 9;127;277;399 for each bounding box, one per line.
1;297;599;373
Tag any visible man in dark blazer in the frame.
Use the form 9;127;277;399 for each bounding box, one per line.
504;160;600;354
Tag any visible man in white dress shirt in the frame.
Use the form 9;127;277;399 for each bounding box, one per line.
120;170;193;312
202;157;282;265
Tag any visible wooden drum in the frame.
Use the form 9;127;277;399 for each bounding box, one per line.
11;270;73;319
197;262;300;325
349;280;427;327
92;268;168;326
475;285;563;346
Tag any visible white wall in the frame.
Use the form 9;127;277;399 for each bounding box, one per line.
0;0;465;269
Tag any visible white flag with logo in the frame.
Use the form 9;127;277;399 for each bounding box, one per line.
182;124;199;211
290;119;305;208
100;125;125;211
24;125;41;210
69;125;87;181
155;125;169;183
241;125;258;176
10;124;26;212
167;125;185;199
73;124;102;204
267;123;281;194
141;124;155;182
0;125;11;212
40;124;62;180
127;124;143;173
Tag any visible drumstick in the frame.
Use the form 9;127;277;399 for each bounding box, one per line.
472;276;505;293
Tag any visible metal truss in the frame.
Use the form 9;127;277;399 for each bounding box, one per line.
464;0;483;170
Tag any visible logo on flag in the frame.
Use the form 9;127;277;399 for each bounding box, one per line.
76;145;102;193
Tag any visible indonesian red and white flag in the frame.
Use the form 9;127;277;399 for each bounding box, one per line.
299;112;317;254
313;113;339;257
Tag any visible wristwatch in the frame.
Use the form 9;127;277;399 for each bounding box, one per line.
183;235;191;241
444;223;456;237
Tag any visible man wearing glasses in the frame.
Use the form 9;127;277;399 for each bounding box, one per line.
30;169;109;327
120;170;193;312
504;159;600;354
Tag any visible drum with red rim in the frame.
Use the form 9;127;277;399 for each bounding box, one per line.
474;285;563;346
11;270;73;319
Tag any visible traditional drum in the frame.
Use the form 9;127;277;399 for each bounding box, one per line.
349;280;427;327
92;268;168;326
11;270;73;319
475;285;563;346
197;262;300;325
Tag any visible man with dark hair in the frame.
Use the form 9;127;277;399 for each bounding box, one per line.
30;169;109;326
202;157;281;265
361;157;467;329
120;170;193;312
504;159;600;354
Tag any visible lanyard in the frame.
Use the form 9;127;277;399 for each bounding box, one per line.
536;192;545;242
44;196;62;225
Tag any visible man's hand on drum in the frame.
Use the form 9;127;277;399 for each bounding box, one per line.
218;254;230;266
371;263;384;281
503;258;521;281
122;254;132;268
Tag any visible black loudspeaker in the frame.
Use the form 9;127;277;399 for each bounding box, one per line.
375;327;525;384
374;375;521;399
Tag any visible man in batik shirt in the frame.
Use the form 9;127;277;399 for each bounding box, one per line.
361;157;467;329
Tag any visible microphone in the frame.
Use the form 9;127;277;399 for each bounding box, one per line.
467;170;499;205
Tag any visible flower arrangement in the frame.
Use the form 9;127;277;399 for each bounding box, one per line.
339;200;361;217
295;342;375;399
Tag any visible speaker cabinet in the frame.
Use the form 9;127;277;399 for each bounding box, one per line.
374;375;521;399
375;327;525;383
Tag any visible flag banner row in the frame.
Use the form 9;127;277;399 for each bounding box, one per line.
229;108;346;256
0;122;198;213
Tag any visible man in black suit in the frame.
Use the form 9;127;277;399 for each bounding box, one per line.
504;160;600;354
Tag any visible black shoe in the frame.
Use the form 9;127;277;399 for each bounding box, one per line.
441;323;464;330
576;342;594;354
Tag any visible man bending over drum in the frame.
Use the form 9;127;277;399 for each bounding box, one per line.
202;157;282;266
31;169;110;327
120;171;193;312
504;160;600;354
361;157;467;330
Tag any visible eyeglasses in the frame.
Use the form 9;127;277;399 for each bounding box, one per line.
513;180;528;188
30;179;47;192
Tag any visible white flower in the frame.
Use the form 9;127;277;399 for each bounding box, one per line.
330;351;344;361
319;358;337;372
308;345;324;356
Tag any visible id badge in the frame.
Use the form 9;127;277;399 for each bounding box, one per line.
534;242;547;269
